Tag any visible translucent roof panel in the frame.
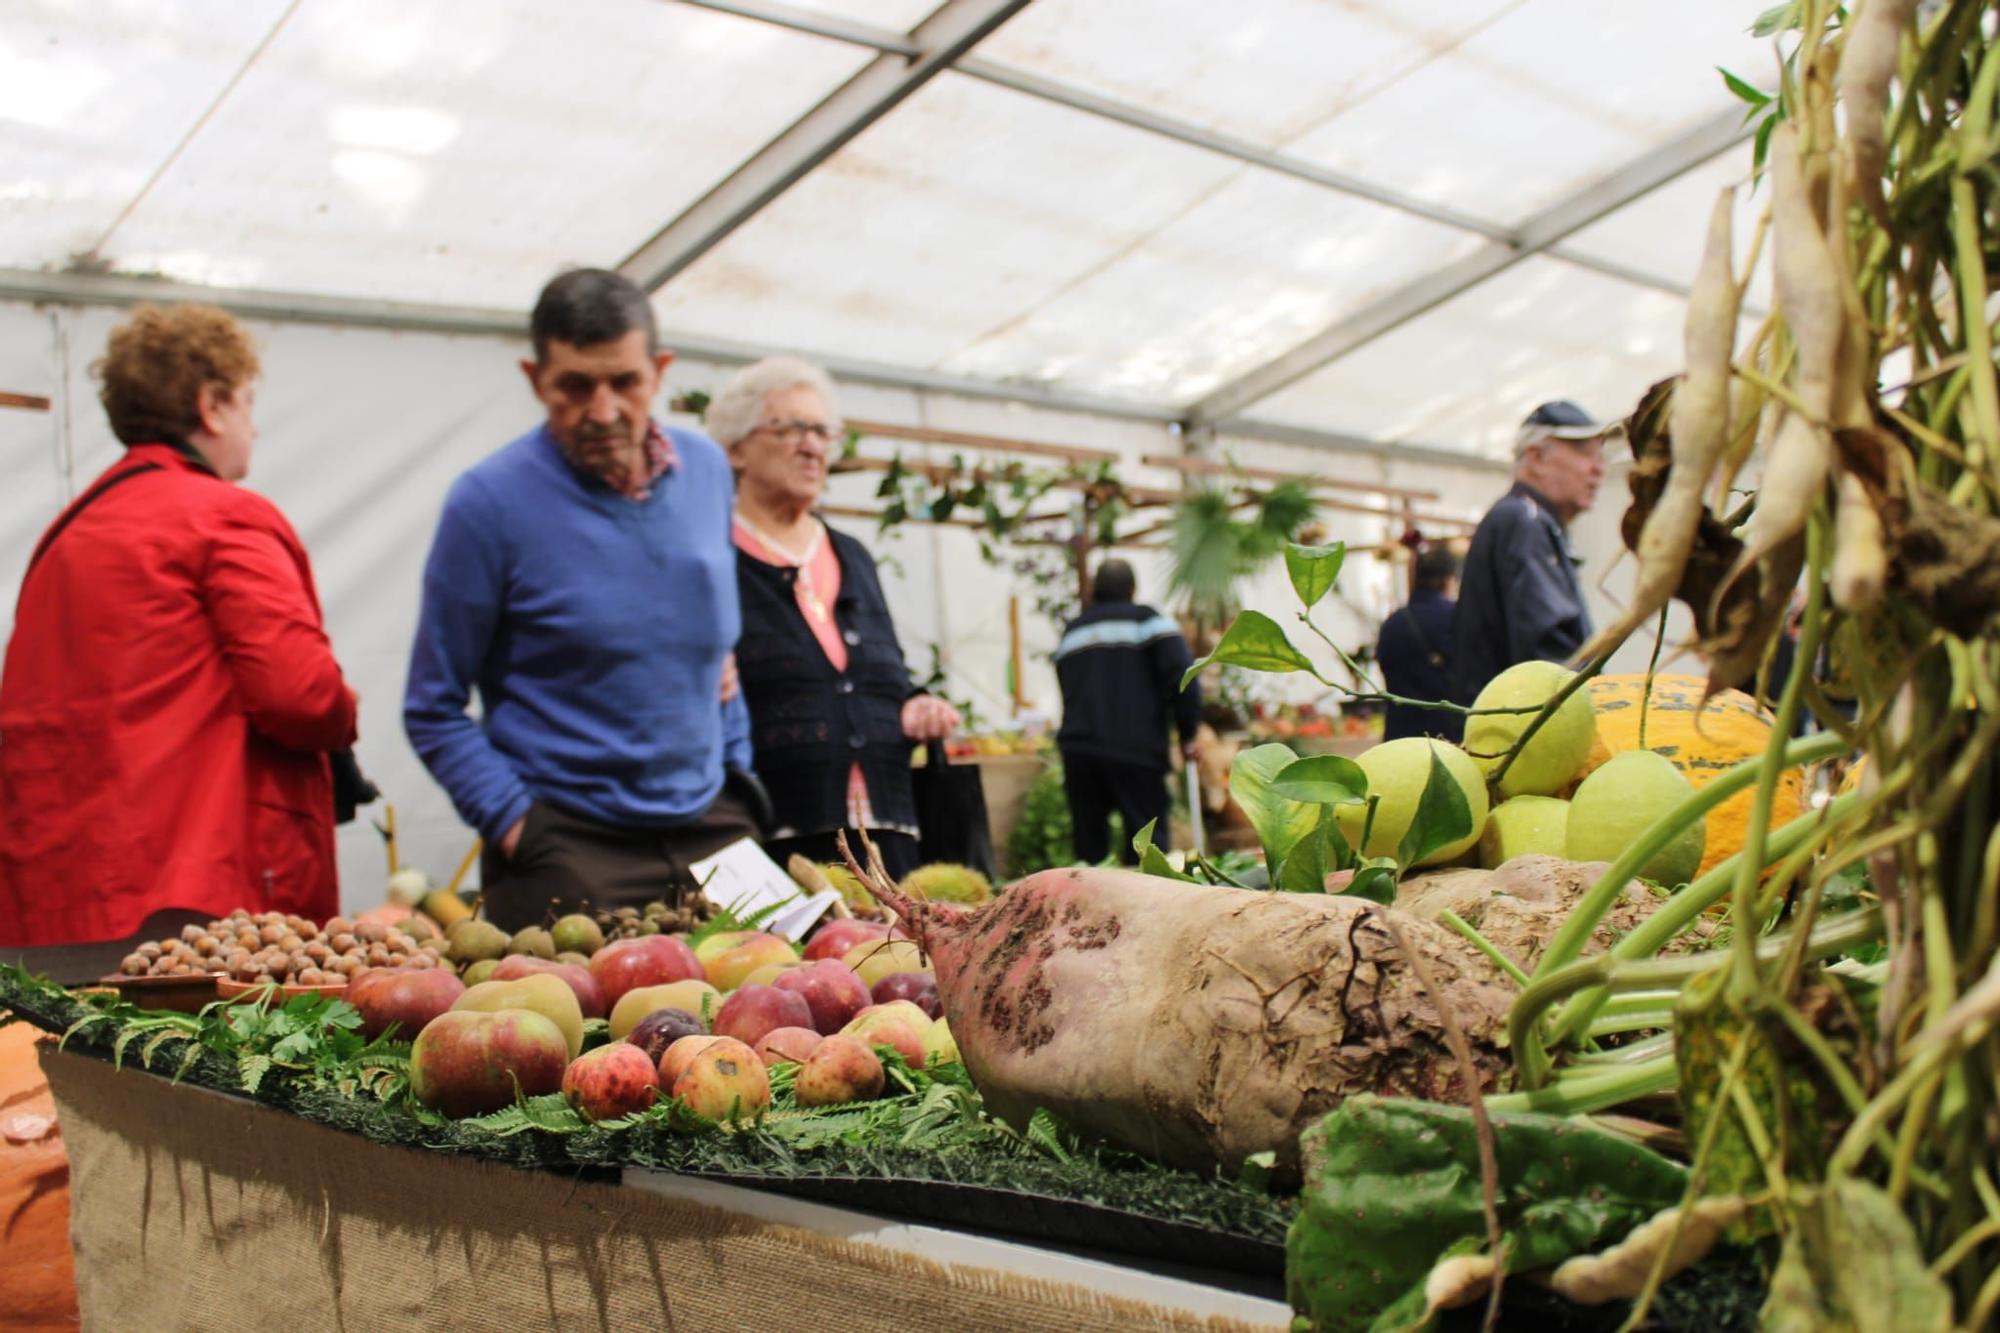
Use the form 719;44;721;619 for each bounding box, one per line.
1280;1;1770;228
787;0;943;27
1248;257;1690;460
935;168;1486;402
0;0;291;269
1562;147;1774;312
974;0;1514;148
656;71;1253;376
97;0;875;306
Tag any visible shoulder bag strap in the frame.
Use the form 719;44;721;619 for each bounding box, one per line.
23;461;165;581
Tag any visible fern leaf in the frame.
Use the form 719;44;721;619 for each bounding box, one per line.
238;1051;273;1094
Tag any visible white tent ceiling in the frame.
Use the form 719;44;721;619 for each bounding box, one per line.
1;0;1774;462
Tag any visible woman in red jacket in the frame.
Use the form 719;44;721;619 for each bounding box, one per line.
0;305;357;947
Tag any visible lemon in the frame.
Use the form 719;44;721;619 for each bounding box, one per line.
1566;750;1705;886
1463;661;1599;799
1335;738;1489;866
1478;795;1571;868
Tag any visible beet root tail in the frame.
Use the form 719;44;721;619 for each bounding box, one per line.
835;829;930;946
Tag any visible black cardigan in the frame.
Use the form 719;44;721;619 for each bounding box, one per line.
735;526;920;839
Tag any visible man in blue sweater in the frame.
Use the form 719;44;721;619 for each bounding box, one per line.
1054;560;1203;864
405;269;758;930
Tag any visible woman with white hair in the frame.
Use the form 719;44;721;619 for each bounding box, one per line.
711;357;958;879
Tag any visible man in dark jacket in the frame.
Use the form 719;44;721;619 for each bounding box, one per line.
1055;560;1202;864
1377;546;1464;742
1452;400;1608;704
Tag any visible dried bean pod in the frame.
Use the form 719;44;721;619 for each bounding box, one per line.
1830;472;1887;610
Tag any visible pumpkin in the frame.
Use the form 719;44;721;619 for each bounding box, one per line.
1567;674;1804;878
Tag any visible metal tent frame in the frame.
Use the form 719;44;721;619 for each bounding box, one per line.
1;0;1752;472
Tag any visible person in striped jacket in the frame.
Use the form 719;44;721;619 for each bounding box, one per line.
1054;560;1203;864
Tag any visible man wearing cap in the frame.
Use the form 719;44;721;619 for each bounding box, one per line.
1451;400;1608;703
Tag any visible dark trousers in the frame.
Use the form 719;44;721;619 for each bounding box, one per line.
480;789;759;933
763;828;920;884
1061;751;1170;866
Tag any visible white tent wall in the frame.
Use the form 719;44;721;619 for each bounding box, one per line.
3;299;1507;915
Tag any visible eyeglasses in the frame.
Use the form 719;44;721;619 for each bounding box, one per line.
753;417;838;445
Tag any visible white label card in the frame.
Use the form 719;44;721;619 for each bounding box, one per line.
689;837;839;942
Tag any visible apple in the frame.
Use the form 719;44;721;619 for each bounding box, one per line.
411;1010;569;1118
772;960;871;1035
347;966;464;1040
841;1010;926;1066
741;960;804;988
452;974;585;1057
841;939;929;987
869;972;941;1020
624;1008;705;1063
803;919;888;963
793;1035;885;1107
659;1034;724;1087
754;1026;823;1068
851;1000;935;1035
590;936;705;1009
921;1019;960;1067
490;955;607;1019
561;1042;658;1121
692;930;755;968
704;933;797;992
712;984;814;1049
672;1038;770;1121
609;980;720;1039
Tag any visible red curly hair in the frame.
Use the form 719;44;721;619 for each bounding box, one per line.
94;304;260;446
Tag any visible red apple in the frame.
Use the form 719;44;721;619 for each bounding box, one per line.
410;1010;569;1118
802;919;888;963
561;1043;658;1121
704;933;797;992
589;936;704;1009
348;967;465;1041
659;1034;723;1086
624;1008;705;1064
712;984;813;1049
754;1026;824;1068
490;955;607;1019
794;1035;885;1106
842;1009;927;1067
773;959;872;1035
869;971;941;1020
672;1038;770;1121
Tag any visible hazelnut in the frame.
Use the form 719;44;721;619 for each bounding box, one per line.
323;917;351;938
366;943;393;967
180;924;205;943
278;934;303;954
119;953;148;976
329;932;358;954
137;941;163;962
303;941;331;964
355;921;386;944
194;933;221;955
294;966;325;986
405;954;433;970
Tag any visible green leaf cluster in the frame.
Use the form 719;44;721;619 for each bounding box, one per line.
1287;1096;1689;1332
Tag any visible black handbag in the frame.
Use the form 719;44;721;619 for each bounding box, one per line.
911;740;997;879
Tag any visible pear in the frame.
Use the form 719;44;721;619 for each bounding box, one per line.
445;919;508;965
551;914;605;957
508;925;556;960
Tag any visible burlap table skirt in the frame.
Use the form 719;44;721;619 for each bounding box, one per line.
41;1048;1280;1332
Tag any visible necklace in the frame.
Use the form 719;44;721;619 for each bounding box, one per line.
735;510;828;621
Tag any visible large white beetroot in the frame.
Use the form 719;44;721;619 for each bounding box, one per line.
848;845;1514;1178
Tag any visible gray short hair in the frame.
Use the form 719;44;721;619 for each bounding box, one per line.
707;356;840;447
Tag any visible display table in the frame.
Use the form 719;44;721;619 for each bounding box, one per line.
41;1046;1287;1332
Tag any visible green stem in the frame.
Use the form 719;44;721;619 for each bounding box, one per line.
1730;515;1828;999
1483;1054;1679;1116
1638;604;1669;752
1438;910;1529;987
1532;732;1848;986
